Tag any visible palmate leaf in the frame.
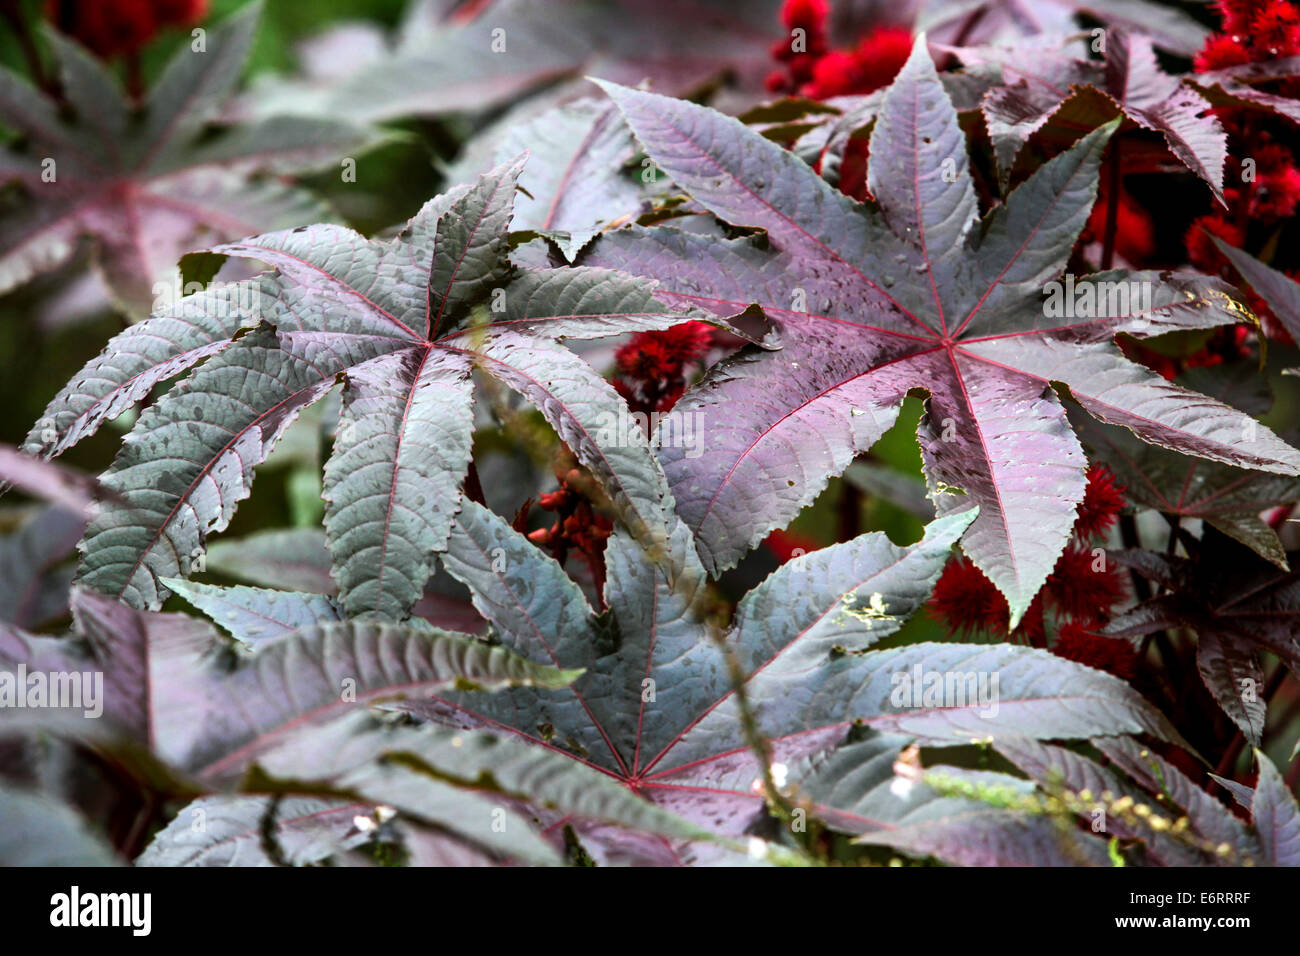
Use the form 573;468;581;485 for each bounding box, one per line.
1189;63;1300;128
581;40;1300;622
206;527;335;593
241;0;783;125
852;795;1112;865
991;736;1209;865
1072;404;1300;570
1197;631;1267;747
462;97;672;261
21;280;271;464
163;578;342;647
946;38;1100;180
1252;749;1300;866
140;789;556;867
64;588;597;868
195;527;485;635
1092;735;1258;859
791;74;997;191
964;29;1227;198
245;712;718;867
827;733;1270;866
920;0;1208;57
789;733;1112;865
0;4;382;313
1092;739;1300;868
71;156;749;615
387;495;1185;864
136;796;377;867
0;442;114;511
0;588;578;780
1213;238;1300;366
1105;531;1300;744
163;569;479;653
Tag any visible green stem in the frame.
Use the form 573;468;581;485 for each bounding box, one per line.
712;631;822;861
838;480;862;543
1;0;54;96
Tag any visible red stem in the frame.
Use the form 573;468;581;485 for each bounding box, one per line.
464;461;486;506
1268;504;1295;530
838;480;862;543
1100;139;1122;270
126;51;144;102
937;7;986;71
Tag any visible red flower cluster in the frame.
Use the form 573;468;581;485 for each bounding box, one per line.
1195;0;1300;69
802;28;913;100
928;555;1012;636
1044;545;1127;624
518;468;613;594
1185;214;1245;276
1073;463;1127;542
612;320;714;415
1051;621;1139;679
928;465;1131;669
766;0;831;95
762;528;822;563
47;0;208;58
1195;33;1253;72
1186;145;1300;276
1181;0;1300;347
1242;143;1300;220
766;1;911;201
766;0;910;100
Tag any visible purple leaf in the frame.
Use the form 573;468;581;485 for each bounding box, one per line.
0;444;114;512
0;506;83;629
1073;399;1300;570
1093;735;1257;858
136;796;372;867
246;0;787;125
1213;238;1300;350
0;6;381;313
967;30;1226;202
395;501;1185;863
1106;530;1300;733
922;0;1207;57
1197;631;1267;746
585;50;1298;620
1251;750;1300;866
75;158;720;613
